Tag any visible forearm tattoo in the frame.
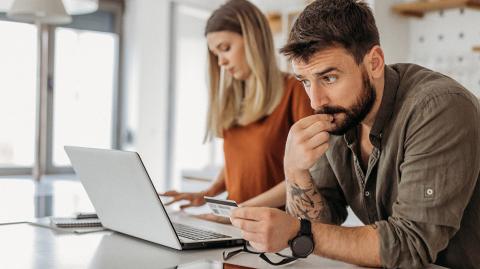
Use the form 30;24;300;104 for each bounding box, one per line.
286;181;331;222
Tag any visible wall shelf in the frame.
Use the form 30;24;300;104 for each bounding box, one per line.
392;0;480;18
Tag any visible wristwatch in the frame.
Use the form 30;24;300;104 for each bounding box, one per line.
288;218;314;258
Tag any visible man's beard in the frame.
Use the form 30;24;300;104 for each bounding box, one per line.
315;70;376;136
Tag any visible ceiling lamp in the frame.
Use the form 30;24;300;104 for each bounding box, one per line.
63;0;98;15
0;0;14;12
7;0;72;24
5;0;99;25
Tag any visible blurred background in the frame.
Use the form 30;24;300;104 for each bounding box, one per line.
0;0;479;225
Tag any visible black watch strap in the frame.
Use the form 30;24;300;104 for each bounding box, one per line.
289;218;314;258
299;218;312;236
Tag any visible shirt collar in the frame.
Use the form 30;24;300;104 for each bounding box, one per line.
343;65;399;148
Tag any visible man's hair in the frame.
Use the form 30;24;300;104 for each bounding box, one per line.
280;0;380;64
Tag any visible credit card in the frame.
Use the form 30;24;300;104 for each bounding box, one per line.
204;196;238;218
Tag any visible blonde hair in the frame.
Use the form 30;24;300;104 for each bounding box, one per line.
204;0;284;141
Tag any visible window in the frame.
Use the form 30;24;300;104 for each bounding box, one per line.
52;28;117;167
0;4;122;177
0;20;37;170
169;3;224;189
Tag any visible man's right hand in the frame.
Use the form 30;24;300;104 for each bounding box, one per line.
159;190;208;209
284;114;334;181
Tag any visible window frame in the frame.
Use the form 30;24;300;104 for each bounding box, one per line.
0;17;39;176
46;1;124;174
0;1;124;178
165;0;223;189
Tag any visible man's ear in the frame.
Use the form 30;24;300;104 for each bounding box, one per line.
364;45;384;80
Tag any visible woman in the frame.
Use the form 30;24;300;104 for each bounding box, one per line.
162;0;312;214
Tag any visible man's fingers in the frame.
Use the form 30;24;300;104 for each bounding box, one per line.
295;114;333;129
231;218;264;233
302;121;333;140
231;207;266;221
305;131;330;149
248;241;267;253
242;231;263;244
312;142;329;157
195;213;231;224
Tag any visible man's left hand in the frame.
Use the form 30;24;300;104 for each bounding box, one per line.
230;207;300;253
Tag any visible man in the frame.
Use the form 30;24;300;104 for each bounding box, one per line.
230;1;480;268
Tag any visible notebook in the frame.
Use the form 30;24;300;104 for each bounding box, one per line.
50;217;102;228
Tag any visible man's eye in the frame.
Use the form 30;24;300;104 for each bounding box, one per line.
221;46;230;52
323;75;337;84
301;80;311;88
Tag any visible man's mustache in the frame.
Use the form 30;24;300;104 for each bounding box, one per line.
315;106;347;115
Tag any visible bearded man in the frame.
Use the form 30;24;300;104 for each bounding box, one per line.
229;1;480;268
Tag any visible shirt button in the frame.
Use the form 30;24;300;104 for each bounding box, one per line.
365;191;370;197
426;188;434;196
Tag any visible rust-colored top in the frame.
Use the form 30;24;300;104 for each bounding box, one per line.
223;75;313;203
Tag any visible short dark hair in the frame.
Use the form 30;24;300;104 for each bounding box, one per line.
280;0;380;64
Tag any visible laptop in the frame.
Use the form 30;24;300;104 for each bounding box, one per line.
64;146;244;250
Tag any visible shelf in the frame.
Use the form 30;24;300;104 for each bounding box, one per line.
473;46;480;52
392;0;480;18
267;12;282;34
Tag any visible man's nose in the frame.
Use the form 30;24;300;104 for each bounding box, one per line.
309;86;329;111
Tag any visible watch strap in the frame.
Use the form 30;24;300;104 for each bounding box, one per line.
299;218;312;236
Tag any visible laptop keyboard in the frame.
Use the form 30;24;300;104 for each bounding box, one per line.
173;223;231;241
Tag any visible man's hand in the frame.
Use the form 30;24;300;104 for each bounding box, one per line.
284;114;334;181
230;207;300;253
195;213;231;224
284;114;333;220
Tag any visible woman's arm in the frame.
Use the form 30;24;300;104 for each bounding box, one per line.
240;181;286;208
204;167;227;197
161;167;226;209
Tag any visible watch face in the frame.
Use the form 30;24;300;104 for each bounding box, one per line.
292;235;314;258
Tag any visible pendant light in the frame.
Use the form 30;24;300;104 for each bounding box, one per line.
7;0;72;25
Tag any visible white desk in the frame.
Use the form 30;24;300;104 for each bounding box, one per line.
0;222;447;269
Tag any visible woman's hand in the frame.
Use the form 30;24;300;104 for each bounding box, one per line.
159;190;208;209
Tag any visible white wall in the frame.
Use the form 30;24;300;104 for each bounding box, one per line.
122;0;170;191
120;0;411;193
371;0;410;64
408;8;480;95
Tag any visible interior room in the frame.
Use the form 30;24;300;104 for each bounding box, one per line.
0;0;479;268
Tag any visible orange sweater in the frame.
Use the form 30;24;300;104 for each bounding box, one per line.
223;75;313;203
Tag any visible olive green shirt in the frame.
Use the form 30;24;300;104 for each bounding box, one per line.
310;64;480;269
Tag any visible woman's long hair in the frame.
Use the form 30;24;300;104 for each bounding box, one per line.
204;0;284;141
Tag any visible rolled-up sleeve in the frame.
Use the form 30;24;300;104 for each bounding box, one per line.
310;155;348;225
376;92;480;268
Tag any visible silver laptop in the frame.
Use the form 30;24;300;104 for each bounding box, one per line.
64;146;243;250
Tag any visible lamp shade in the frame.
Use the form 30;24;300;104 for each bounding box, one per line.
0;0;14;12
7;0;72;25
63;0;98;15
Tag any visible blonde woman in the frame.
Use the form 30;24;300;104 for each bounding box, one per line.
162;0;312;218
